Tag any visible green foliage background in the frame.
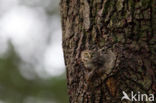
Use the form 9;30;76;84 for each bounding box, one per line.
0;43;68;103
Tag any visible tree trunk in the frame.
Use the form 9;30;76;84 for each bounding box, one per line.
60;0;156;102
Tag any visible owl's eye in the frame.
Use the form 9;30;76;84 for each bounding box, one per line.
81;50;92;62
83;52;91;59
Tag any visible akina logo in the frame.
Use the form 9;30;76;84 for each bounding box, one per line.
121;91;155;102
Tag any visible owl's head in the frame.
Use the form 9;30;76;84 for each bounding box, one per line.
81;50;93;68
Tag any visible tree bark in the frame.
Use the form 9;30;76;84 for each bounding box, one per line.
60;0;156;102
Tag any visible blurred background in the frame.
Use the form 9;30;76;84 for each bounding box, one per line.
0;0;68;103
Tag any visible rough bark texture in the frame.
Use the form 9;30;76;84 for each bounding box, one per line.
60;0;156;102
